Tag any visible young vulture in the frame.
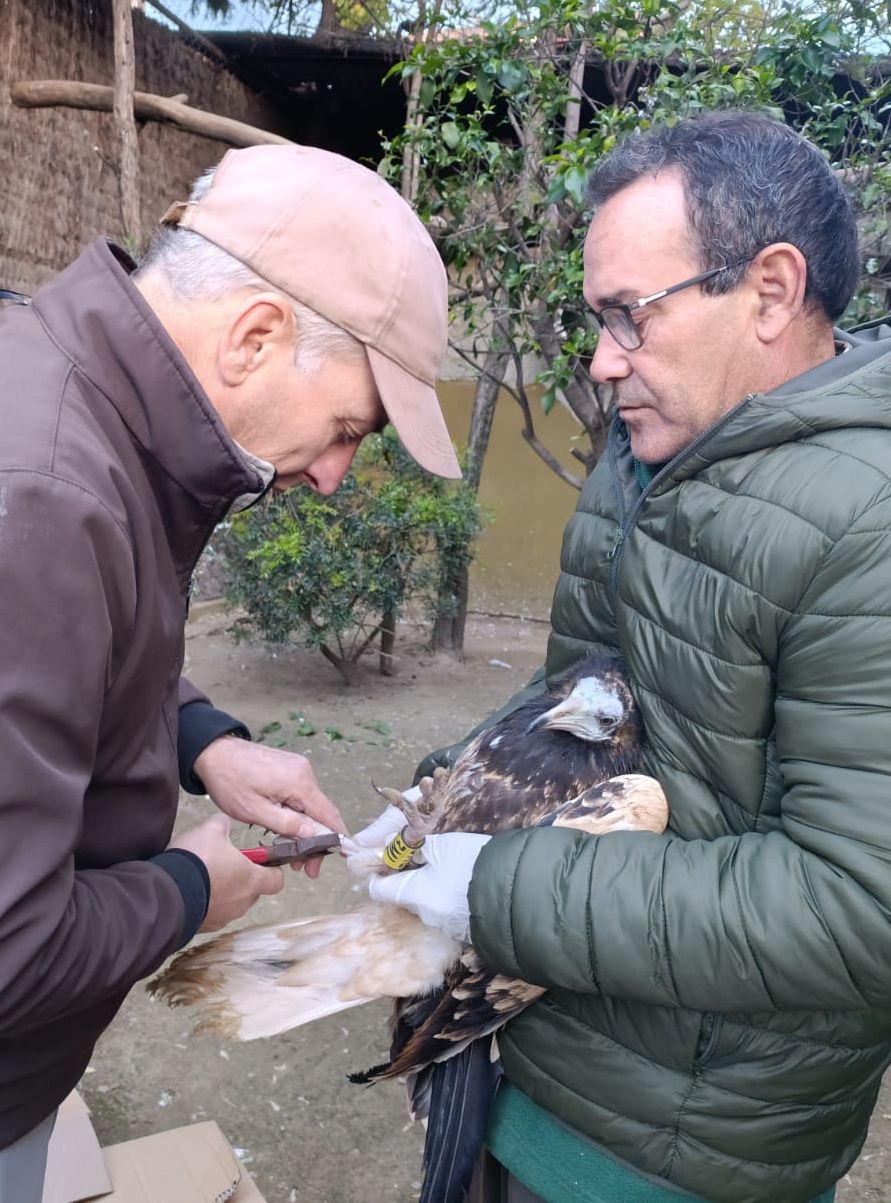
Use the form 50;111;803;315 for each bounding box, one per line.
151;653;668;1202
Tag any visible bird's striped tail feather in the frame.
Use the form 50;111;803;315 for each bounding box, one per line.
420;1039;503;1203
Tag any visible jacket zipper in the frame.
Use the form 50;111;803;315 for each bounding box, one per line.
606;394;755;609
694;1012;724;1067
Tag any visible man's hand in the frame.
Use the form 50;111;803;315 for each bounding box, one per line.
193;736;346;879
367;832;492;942
170;814;284;933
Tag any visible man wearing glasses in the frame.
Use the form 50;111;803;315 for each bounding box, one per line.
370;110;891;1202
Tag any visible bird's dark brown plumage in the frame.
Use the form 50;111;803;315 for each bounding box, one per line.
356;653;665;1203
355;653;653;1094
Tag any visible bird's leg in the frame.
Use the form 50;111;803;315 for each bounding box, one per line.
376;767;451;871
393;768;451;842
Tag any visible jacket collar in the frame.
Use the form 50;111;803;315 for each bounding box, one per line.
31;239;269;524
612;327;891;495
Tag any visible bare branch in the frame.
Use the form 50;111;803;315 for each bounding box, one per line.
520;428;584;489
12;80;292;148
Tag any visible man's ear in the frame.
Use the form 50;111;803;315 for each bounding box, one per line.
218;293;293;386
748;243;808;344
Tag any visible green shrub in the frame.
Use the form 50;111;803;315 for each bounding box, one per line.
217;430;483;684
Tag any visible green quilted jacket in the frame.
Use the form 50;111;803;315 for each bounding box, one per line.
437;327;891;1203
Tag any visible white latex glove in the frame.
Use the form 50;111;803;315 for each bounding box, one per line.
367;832;492;943
341;786;422;874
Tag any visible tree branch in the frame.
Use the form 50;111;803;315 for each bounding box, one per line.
11;80;292;149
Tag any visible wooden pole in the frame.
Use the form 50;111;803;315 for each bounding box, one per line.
11;80;294;149
112;0;141;248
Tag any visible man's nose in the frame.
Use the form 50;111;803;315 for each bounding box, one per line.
307;442;360;496
589;328;633;385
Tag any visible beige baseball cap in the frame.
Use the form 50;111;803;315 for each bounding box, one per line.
161;143;461;479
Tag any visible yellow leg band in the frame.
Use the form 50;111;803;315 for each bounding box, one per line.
382;830;423;871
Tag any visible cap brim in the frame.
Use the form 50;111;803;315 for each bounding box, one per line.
366;347;462;479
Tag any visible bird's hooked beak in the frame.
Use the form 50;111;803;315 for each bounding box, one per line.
527;687;622;742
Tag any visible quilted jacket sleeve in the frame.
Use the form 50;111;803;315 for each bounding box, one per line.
470;495;891;1013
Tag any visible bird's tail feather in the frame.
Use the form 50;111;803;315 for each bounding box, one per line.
149;902;460;1042
419;1039;503;1203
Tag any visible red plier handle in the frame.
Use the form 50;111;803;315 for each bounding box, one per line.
241;832;341;866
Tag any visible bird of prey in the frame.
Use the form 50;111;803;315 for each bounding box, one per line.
151;653;668;1201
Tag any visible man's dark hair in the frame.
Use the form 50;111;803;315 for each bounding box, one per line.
585;110;860;321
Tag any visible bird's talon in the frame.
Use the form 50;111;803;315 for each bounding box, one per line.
375;784;410;810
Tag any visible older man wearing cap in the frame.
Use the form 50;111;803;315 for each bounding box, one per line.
0;143;459;1203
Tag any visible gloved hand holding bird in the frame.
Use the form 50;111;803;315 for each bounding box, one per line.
150;654;668;1202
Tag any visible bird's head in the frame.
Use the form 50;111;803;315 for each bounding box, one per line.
527;661;637;745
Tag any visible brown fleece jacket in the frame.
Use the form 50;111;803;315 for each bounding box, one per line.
0;240;265;1147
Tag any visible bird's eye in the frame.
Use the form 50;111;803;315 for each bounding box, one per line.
598;713;620;730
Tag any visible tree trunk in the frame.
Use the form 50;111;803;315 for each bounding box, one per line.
319;644;357;685
564;40;588;143
450;567;469;655
111;0;140;249
430;570;468;654
379;605;396;676
466;347;507;493
430;350;506;655
400;68;423;205
430;612;453;652
315;0;347;36
398;0;443;205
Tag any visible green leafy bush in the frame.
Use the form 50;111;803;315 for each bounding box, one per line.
217;430;483;684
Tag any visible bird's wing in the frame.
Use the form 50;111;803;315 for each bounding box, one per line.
382;948;545;1082
431;734;596;835
543;773;669;836
149;902;460;1041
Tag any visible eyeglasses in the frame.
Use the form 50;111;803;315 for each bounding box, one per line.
0;288;30;307
590;258;750;352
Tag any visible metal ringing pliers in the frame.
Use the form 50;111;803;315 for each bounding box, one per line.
240;832;342;866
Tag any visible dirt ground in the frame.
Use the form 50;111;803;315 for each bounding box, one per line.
80;607;891;1202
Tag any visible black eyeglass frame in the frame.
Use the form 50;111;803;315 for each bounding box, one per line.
591;258;751;352
0;288;31;306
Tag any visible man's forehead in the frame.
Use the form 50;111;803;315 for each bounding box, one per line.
583;173;694;302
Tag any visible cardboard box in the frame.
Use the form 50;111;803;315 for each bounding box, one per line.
42;1091;267;1203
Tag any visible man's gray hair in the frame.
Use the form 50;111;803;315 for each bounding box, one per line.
136;168;366;375
586;110;860;322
